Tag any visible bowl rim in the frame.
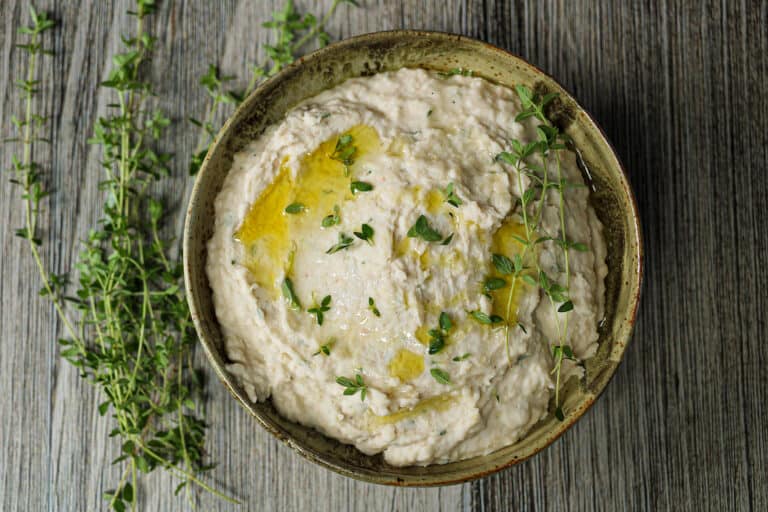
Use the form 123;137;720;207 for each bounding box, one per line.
183;28;644;486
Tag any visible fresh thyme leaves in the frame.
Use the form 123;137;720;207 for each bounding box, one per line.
426;312;453;355
321;204;341;227
429;337;445;354
308;295;332;325
368;297;381;317
514;84;559;123
468;310;504;325
282;277;302;310
7;4;236;509
427;108;433;117
189;0;356;175
430;368;451;385
331;132;356;175
443;182;462;207
440;233;454;245
350;180;373;194
439;311;452;330
492;253;515;275
452;353;471;362
492;84;592;421
538;270;568;302
326;232;355;254
407;214;443;242
336;373;368;401
313;338;336;356
284;202;305;214
484;277;508;294
353;223;374;245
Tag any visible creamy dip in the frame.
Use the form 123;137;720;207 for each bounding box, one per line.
207;68;607;466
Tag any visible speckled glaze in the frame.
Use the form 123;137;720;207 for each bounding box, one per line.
183;30;643;486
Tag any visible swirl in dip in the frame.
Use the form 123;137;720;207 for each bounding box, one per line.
207;68;607;465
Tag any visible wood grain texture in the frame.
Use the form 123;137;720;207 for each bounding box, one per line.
0;1;765;510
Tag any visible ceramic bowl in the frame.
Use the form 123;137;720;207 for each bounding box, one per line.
183;30;643;486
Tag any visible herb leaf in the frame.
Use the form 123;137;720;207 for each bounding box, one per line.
439;311;452;331
284;202;305;214
443;182;462;207
426;312;453;355
492;253;514;275
407;215;443;242
428;336;445;355
353;223;374;245
326;232;354;254
282;278;302;310
321;205;341;227
368;297;381;317
313;338;336;357
430;368;451;384
468;310;504;325
331;132;356;174
452;353;471;362
484;277;508;294
350;181;373;194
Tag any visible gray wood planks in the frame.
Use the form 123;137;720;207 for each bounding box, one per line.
1;1;765;510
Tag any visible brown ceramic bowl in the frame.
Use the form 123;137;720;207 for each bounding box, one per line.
183;30;643;486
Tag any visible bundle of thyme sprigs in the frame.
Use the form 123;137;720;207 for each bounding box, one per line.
7;3;236;510
6;1;357;509
493;85;590;421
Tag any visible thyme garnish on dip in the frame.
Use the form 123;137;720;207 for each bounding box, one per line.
430;368;451;385
308;295;332;325
368;297;381;317
494;85;590;421
407;214;444;242
427;312;454;355
336;374;368;400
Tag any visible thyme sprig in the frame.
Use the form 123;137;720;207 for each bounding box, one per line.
313;337;336;356
494;84;590;421
336;373;368;400
427;312;453;355
189;0;357;175
326;232;354;254
6;5;236;509
308;295;332;325
443;182;462;207
353;223;374;245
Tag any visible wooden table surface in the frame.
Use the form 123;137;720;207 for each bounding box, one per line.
2;1;766;510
